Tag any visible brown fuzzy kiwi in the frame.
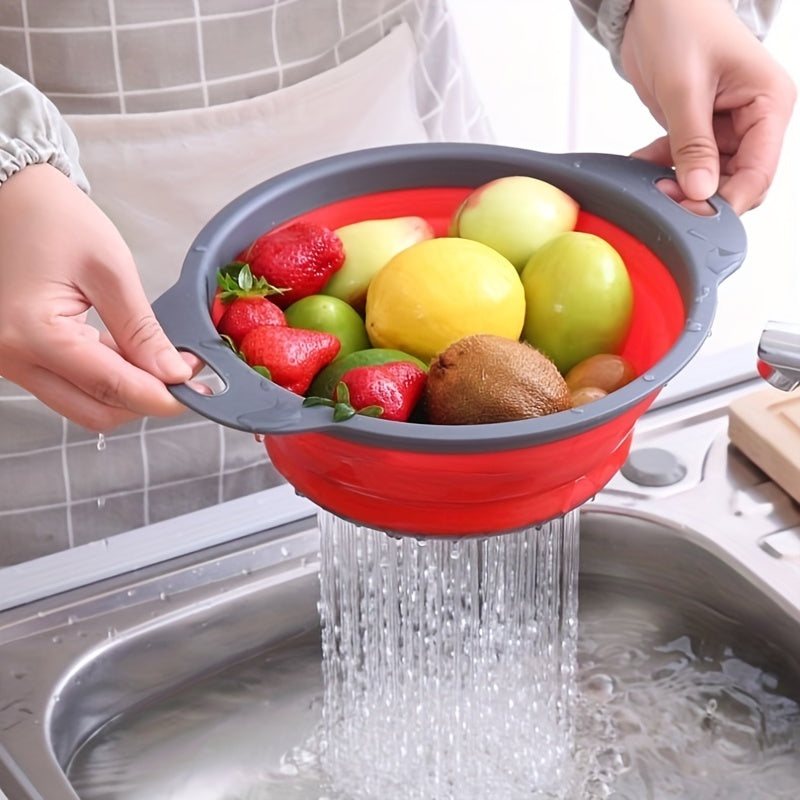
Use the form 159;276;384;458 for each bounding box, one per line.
425;333;573;425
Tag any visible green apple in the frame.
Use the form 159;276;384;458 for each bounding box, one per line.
451;175;579;271
322;216;434;312
284;294;370;361
520;231;634;374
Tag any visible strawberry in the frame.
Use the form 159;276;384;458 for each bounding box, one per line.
216;263;287;347
239;325;340;395
218;297;286;349
305;361;427;422
235;221;345;309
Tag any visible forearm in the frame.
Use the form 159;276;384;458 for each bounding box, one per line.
0;64;88;190
569;0;783;75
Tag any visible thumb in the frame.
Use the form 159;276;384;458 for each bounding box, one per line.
664;94;721;202
111;307;194;384
89;272;193;384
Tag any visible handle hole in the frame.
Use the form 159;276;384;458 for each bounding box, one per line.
654;177;717;217
182;358;229;397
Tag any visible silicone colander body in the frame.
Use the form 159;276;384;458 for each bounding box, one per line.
153;144;747;536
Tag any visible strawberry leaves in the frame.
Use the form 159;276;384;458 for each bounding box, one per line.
217;262;286;302
304;381;384;422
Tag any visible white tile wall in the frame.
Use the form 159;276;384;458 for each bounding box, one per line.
452;0;800;362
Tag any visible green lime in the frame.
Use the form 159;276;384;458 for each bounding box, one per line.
307;347;429;399
284;294;370;360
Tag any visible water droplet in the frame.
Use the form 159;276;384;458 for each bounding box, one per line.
96;433;106;451
642;373;656;382
760;672;779;691
695;285;711;302
96;496;106;509
280;546;291;558
584;673;615;702
685;320;703;333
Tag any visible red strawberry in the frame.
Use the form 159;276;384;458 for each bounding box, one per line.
332;361;427;422
236;221;345;308
218;297;286;349
239;325;340;395
215;263;287;347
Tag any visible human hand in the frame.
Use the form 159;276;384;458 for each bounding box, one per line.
0;164;195;431
620;0;796;214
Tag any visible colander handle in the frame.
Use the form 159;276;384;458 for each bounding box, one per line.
546;151;747;283
151;285;342;435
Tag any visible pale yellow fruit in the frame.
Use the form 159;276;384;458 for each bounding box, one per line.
365;237;525;363
322;216;434;313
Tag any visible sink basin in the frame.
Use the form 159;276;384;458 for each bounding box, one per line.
2;362;800;799
2;513;800;798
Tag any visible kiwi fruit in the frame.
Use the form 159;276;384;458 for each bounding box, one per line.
425;333;573;425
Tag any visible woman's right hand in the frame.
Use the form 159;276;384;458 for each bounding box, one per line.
0;163;194;431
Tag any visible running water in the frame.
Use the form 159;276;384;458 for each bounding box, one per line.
316;509;581;800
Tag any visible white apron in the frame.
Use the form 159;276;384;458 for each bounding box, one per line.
0;25;430;564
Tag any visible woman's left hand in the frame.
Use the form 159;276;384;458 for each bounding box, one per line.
621;0;796;214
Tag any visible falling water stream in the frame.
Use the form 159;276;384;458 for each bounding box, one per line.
317;510;580;799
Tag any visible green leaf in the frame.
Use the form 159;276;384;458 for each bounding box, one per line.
252;365;271;380
356;405;384;418
219;333;237;351
302;396;336;409
332;403;357;422
216;263;287;302
333;381;351;405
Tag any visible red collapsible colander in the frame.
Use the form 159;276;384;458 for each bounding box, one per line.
153;144;746;536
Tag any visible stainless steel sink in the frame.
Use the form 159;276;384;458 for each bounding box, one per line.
2;348;800;799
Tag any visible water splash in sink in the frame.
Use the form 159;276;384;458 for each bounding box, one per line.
66;518;800;800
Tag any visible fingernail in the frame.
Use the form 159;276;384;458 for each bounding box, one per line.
684;168;717;201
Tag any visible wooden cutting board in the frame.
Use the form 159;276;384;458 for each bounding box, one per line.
728;386;800;504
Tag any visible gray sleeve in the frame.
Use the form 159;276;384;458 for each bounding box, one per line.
0;65;89;191
569;0;783;76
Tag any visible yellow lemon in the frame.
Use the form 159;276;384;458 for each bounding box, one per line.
365;237;525;363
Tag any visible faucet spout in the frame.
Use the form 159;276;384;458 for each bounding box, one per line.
757;321;800;391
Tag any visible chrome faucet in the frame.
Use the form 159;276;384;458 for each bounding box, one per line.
757;321;800;391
